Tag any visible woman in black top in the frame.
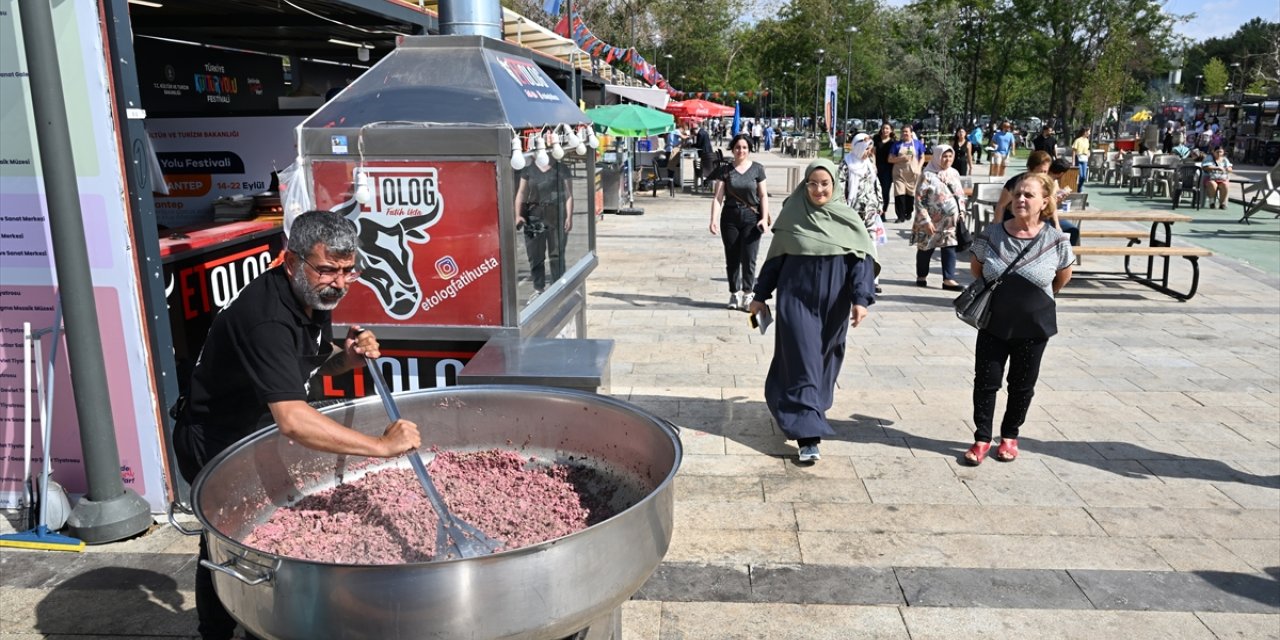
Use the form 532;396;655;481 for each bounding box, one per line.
515;159;574;294
951;127;972;176
872;122;896;216
709;133;770;310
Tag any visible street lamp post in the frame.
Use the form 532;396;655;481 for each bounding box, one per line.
844;26;857;139
663;53;672;82
1194;74;1203;99
1229;62;1242;95
815;48;825;137
792;61;801;129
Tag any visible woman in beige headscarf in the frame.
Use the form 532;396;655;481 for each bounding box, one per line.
746;159;879;464
888;125;924;222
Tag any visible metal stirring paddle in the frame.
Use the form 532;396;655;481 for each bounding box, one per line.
364;357;503;559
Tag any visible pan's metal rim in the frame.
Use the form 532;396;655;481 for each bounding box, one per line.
190;384;683;567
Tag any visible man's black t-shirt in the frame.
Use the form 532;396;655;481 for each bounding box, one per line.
1032;134;1057;156
181;267;333;459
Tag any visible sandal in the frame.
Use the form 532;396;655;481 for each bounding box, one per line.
942;281;963;291
963;442;991;466
996;438;1019;462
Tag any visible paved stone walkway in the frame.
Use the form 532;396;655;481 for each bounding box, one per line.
1;149;1277;639
592;150;1279;638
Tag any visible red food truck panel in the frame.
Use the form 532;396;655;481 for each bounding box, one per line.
311;160;503;327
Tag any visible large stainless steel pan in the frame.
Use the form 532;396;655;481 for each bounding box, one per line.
188;385;681;640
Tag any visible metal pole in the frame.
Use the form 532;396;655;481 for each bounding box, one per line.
814;50;825;138
845;27;857;138
18;0;151;543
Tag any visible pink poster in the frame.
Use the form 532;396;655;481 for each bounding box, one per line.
0;287;145;501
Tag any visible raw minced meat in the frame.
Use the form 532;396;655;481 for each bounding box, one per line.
241;449;617;564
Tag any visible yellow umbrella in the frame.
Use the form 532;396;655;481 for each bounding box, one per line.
1129;110;1152;122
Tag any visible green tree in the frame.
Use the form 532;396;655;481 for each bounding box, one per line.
1202;57;1229;95
1014;0;1180;127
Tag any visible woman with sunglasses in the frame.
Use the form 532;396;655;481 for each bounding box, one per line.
747;159;879;464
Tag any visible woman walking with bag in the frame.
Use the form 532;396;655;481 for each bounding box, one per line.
912;145;967;290
964;172;1074;465
844;133;887;293
710;133;770;310
1070;127;1092;192
747;159;878;463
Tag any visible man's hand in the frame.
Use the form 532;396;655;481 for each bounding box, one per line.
344;326;379;368
850;305;868;328
747;300;766;316
378;419;421;456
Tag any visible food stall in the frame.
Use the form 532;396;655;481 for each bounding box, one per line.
0;0;615;518
298;34;609;398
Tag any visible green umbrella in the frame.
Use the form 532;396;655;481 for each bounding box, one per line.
586;104;675;137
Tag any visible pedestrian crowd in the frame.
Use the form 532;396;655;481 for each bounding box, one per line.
696;116;1079;468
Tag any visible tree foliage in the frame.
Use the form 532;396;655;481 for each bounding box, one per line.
1202;58;1229;96
520;0;1276;128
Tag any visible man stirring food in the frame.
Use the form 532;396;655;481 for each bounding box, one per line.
173;209;421;640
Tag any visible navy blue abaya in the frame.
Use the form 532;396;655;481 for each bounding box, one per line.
754;253;876;441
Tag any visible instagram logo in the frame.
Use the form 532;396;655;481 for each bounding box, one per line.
435;256;459;279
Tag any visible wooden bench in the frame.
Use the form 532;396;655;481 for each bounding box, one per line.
1072;245;1212;301
1078;230;1146;240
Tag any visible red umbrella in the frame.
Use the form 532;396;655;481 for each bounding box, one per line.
665;99;733;118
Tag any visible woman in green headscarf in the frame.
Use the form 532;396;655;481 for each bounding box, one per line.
746;159;879;463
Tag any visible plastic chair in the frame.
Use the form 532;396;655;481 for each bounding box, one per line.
1169;165;1203;210
649;157;675;197
1087;150;1107;182
970;182;1005;234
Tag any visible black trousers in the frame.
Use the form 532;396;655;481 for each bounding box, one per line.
175;424;261;640
522;207;565;291
894;194;915;222
972;330;1049;443
877;170;892;211
720;206;761;293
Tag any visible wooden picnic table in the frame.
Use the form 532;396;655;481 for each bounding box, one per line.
1062;210;1192;223
1060;210;1207;301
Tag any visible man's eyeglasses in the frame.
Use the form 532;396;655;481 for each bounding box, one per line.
300;255;362;282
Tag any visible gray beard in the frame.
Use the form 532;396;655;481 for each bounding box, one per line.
290;265;346;311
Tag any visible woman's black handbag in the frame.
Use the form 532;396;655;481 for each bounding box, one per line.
955;215;972;251
952;194;972;251
954;231;1037;329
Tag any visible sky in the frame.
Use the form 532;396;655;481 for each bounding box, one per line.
1167;0;1277;42
862;0;1277;43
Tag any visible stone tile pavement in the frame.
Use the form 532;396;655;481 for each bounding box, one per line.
1;150;1277;639
591;150;1279;638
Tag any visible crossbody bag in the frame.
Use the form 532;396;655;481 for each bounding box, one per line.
953;227;1041;329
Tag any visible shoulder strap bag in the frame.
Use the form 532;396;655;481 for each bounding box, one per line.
953;228;1039;329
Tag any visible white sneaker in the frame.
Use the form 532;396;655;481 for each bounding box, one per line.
727;293;741;310
798;444;821;463
738;291;751;310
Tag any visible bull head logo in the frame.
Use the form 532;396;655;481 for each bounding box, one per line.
331;167;444;319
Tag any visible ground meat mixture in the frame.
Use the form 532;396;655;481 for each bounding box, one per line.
242;449;617;564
